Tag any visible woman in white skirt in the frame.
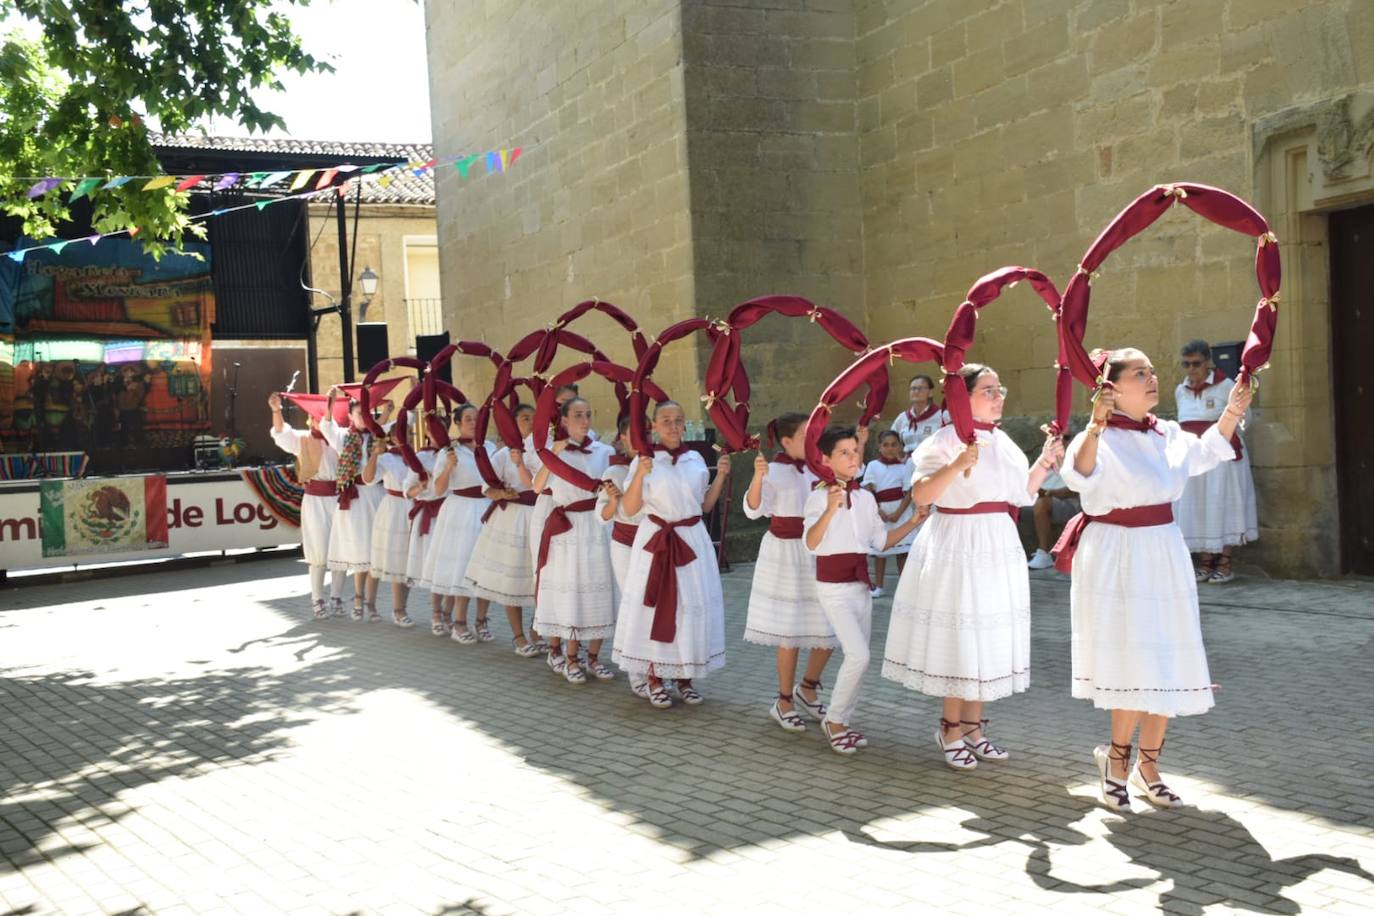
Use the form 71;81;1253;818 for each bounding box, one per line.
532;397;618;684
612;401;731;709
421;404;495;645
320;390;376;621
362;432;415;627
403;429;446;634
861;429;917;597
741;411;836;733
883;364;1062;770
524;385;583;575
1173;340;1257;583
463;403;543;657
600;417;649;697
889;374;947;457
1057;347;1251;810
268;392;344;620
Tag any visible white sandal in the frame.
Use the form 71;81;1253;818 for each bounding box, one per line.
450;623;476;645
1095;742;1133;811
961;718;1009;761
365;602;383;624
823;721;864;755
584;654;616;681
938;719;977;770
392;610;415;628
792;679;827;720
474;618;495;642
512;636;541;658
312;599;329;620
351;598;365;622
646;683;673;709
1129;742;1184;809
770;695;806;733
676;681;703;705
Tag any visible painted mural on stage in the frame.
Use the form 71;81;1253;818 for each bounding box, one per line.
0;237;214;458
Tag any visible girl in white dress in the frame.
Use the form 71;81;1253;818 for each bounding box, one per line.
600;417;649;697
1057;348;1251;811
861;430;917;597
531;397;618;684
889;374;947;457
362;431;416;627
883;364;1063;771
612;401;732;709
741;412;837;733
403;433;445;634
463;404;543;657
421;404;495;645
267;392;344;620
1173;339;1257;583
320;391;376;620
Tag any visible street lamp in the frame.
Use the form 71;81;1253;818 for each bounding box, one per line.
358;265;379;320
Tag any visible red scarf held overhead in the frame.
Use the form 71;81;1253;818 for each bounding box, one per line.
1185;368;1227;397
656;443;691;465
771;453;807;473
641;514;702;643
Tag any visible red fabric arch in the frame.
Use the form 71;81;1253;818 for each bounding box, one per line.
629;318;723;456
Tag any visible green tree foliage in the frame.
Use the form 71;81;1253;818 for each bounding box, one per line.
0;0;331;257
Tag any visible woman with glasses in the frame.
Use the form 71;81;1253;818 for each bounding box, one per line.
1057;349;1251;810
883;364;1064;770
1173;340;1257;583
889;375;947;457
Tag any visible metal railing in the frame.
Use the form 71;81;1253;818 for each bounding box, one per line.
405;298;445;338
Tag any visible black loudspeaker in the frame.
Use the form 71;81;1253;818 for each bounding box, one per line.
416;332;451;383
357;323;390;373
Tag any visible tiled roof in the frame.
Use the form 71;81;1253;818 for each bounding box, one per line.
150;133;436;206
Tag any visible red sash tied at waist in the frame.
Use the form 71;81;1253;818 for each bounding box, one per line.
612;521;639;547
481;489;537;523
1179;419;1243;460
336;482;359;510
937;501;1020;523
535;498;599;595
408;498;444;536
874;486;907;503
815;553;872;587
302;479;336;498
451;486;484;498
768;516;805;539
642;514;703;643
385;488;405;498
1051;503;1174;574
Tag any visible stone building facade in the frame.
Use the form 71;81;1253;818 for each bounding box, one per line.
426;0;1374;577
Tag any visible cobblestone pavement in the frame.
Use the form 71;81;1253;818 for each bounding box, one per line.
1;557;1372;915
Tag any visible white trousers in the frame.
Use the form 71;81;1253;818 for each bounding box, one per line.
816;581;872;726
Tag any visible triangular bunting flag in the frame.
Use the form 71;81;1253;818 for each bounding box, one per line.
378;174;394;188
509;146;523;167
486;151;501;173
142;176;176;191
27;178;61;198
128;226;140;237
314;168;339;190
456;154;480;179
255;200;271;210
214;173;240;190
50;240;69;254
5;250;25;262
85;234;101;246
175;175;206;191
102;176;132;190
69;177;101;202
498;149;512;171
289;170;315;191
258;171;291;188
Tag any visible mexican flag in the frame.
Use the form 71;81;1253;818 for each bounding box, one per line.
39;476;169;558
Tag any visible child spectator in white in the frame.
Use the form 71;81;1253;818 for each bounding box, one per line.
804;424;926;754
860;429;917;597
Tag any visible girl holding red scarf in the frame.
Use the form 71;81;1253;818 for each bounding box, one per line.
883;364;1062;771
421;404;495;644
530;397;618;684
463;403;544;656
742;412;836;733
362;431;416;627
321;391;377;621
1058;348;1252;811
611;401;731;709
860;429;918;597
403;417;447;634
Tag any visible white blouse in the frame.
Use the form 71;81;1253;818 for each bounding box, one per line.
1059;419;1236;515
627;448;709;521
546;440;614;505
860;459;912;502
803;487;887;557
402;449;442;500
891;406;948;455
269;426;338;481
1175;376;1234;423
913;425;1034;510
743;459;816;520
